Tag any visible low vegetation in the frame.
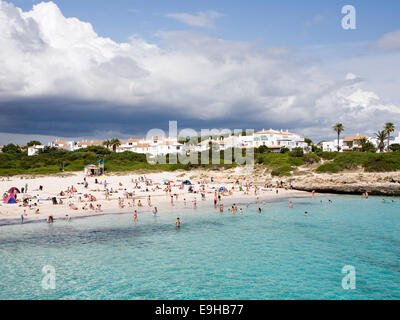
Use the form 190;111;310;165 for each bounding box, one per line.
315;152;400;173
1;143;400;177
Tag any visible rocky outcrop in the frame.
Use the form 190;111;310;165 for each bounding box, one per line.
288;171;400;196
291;183;400;196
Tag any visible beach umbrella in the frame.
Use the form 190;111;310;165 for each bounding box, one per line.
8;187;20;194
4;193;17;204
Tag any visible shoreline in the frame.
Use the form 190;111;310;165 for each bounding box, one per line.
0;192;315;227
3;168;399;227
0;169;311;227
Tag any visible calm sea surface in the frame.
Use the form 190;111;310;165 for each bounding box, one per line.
0;195;399;299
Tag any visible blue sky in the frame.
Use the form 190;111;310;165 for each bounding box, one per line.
11;0;400;46
1;0;400;144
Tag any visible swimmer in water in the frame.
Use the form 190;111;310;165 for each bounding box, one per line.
305;211;308;216
153;207;158;217
258;207;262;214
289;201;293;209
175;218;181;228
240;208;243;215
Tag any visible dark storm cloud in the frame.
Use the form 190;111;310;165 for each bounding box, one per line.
0;96;308;139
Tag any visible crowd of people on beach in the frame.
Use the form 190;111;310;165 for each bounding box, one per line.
3;173;394;227
2;174;300;225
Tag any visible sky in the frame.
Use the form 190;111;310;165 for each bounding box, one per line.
0;0;400;144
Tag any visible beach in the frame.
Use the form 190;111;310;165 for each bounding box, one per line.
0;168;310;225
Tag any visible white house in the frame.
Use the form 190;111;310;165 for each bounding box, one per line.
322;134;388;152
27;145;45;156
253;129;308;152
322;139;343;152
75;140;103;150
50;140;76;151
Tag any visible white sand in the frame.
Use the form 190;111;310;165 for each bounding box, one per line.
0;169;310;225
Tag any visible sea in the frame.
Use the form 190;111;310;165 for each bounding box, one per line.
0;195;399;299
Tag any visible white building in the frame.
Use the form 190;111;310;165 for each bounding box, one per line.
253;129;308;152
27;145;45;156
322;139;343;152
49;140;76;151
75;140;103;150
117;137;185;156
322;134;388;152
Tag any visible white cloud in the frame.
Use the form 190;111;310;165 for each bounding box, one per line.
305;14;324;27
375;29;400;50
345;73;358;80
165;10;223;28
0;1;399;140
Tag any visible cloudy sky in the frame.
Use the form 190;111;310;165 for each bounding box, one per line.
0;0;400;145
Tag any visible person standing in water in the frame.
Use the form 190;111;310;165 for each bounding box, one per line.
133;210;138;223
175;218;181;228
20;214;24;224
153;207;158;217
289;201;293;209
305;211;308;216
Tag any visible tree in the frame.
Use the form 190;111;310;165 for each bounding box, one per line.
110;138;121;152
359;137;376;153
27;140;42;147
256;145;269;154
304;138;313;146
389;143;400;152
333;123;344;151
2;144;22;153
384;122;395;152
375;130;387;153
103;139;112;150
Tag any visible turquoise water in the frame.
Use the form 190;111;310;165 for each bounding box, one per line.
0;195;399;300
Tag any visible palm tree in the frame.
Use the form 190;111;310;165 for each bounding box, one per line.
384;122;395;152
375;130;387;153
110;138;121;152
103;139;111;150
333;123;344;151
358;137;367;152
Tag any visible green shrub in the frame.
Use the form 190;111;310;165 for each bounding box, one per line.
363;156;398;172
302;153;321;164
271;165;293;176
288;147;304;157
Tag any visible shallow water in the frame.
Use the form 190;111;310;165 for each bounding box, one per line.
0;195;399;300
